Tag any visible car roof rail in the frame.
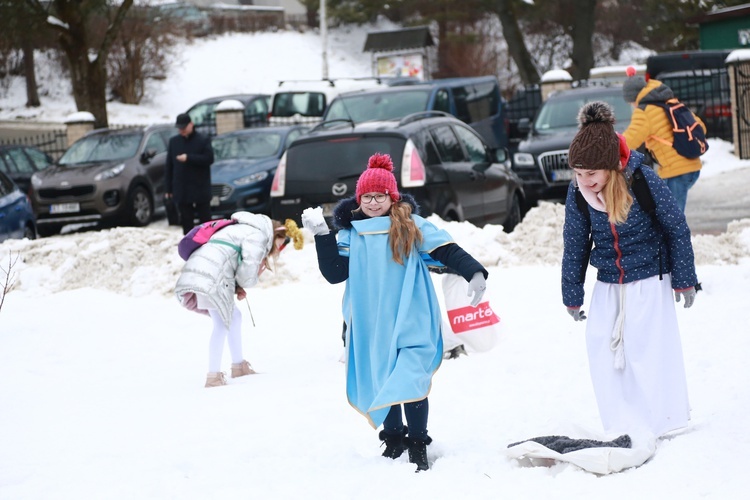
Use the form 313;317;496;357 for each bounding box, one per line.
310;118;356;133
398;110;453;127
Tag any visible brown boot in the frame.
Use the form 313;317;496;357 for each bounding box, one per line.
231;360;256;378
205;372;227;388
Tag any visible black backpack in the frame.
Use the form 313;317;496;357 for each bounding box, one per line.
648;98;708;159
574;167;663;282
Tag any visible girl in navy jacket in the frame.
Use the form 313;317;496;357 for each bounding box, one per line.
562;101;698;439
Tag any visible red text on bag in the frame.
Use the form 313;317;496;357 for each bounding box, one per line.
447;303;500;334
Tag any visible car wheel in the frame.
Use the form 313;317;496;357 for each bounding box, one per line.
23;224;36;240
127;186;153;227
37;224;62;238
503;193;522;233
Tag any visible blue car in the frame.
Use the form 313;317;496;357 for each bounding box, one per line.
0;170;36;242
210;125;309;218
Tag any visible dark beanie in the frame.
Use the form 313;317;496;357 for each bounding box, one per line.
567;101;620;171
622;66;646;103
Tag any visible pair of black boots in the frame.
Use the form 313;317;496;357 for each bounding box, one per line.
378;426;432;472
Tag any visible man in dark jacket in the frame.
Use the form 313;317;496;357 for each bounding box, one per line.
166;113;214;234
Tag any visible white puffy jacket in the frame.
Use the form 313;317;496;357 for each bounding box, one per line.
175;211;274;327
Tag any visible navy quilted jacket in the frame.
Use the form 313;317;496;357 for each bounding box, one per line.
561;150;697;307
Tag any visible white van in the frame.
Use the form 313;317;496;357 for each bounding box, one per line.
268;78;386;126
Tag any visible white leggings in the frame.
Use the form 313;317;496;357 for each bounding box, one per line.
207;306;244;373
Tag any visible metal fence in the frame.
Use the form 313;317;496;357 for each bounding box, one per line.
731;60;750;159
0;129;67;161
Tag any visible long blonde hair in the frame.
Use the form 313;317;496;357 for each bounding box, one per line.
602;170;633;224
389;201;422;265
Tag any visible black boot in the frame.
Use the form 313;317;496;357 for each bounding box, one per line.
378;426;408;459
405;435;432;472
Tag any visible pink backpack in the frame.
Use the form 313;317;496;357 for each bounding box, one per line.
178;219;237;260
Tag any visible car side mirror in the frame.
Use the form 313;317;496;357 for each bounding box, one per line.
140;149;157;164
517;118;531;135
494;147;509;163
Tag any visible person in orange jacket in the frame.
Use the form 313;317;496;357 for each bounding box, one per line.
621;67;706;212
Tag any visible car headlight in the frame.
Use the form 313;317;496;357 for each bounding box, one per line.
233;171;269;186
513;153;536;168
94;163;126;181
31;173;43;188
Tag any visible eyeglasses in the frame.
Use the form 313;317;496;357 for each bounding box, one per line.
360;193;389;204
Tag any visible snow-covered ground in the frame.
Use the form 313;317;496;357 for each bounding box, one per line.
1;24;750;499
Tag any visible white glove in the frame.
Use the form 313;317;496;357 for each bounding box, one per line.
674;287;696;308
301;207;330;236
567;307;587;321
467;272;486;307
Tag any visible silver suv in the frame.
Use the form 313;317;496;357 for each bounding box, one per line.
30;124;174;236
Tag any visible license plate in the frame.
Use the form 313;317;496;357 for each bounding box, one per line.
551;170;573;181
322;203;336;217
210;196;220;207
50;203;80;214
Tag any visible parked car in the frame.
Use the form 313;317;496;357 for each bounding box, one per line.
270;111;525;232
512;85;633;207
30;124;175;237
322;76;509;149
0;170;36;242
0;145;54;194
186;93;271;137
209;125;309;218
268;78;386;127
150;2;211;38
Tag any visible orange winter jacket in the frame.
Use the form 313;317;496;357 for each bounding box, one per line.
623;79;706;180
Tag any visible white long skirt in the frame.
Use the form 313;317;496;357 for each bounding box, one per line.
586;274;690;438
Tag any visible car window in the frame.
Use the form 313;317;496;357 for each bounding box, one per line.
273;92;327;117
465;82;498;122
5;148;36;174
23;147;52;170
144;132;168;154
59;132;143;165
534;92;632;134
0;171;12;196
213;132;282;159
325;90;431;122
415;128;441;165
245;98;268;124
285;129;303;149
451;86;470;123
431;125;466;162
0;150;16;174
433;89;450;113
188;103;215;126
453;126;488;163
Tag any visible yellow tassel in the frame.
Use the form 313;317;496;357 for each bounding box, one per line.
284;219;304;250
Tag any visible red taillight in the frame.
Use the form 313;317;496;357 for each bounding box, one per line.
270;151;287;197
704;104;732;118
401;139;426;188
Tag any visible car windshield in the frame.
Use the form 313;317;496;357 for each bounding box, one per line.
59;132;142;165
325;90;431;123
534;91;633;134
213;132;282;160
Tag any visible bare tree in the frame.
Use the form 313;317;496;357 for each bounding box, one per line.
24;0;135;128
492;0;540;84
0;252;19;314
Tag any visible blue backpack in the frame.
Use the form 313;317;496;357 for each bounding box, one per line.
178;219;237;260
650;98;708;159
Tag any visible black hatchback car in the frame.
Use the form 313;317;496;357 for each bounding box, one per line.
512;85;633;207
270;111;525;231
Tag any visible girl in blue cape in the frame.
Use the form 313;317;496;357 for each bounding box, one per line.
302;153;488;472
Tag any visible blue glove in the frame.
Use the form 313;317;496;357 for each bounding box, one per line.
567;307;587;321
301;207;329;236
675;287;696;308
467;272;486;307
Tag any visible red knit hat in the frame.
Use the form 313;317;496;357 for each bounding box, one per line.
355;153;400;204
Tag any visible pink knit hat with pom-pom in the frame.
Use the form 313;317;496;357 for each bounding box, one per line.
355;153;400;204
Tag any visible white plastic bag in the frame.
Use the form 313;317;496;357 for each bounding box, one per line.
441;273;501;353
